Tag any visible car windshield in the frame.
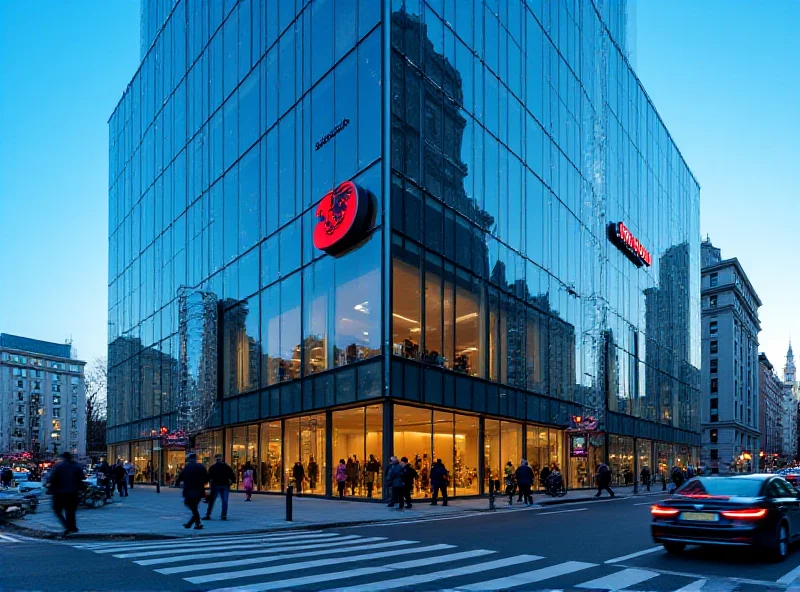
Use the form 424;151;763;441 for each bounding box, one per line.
678;478;764;497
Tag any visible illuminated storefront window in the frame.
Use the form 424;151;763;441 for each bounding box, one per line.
194;430;223;468
332;405;383;498
393;404;479;497
285;414;326;495
259;422;282;492
484;419;522;492
526;426;564;489
226;425;258;489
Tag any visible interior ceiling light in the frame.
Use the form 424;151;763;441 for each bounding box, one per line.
456;312;478;323
392;313;419;324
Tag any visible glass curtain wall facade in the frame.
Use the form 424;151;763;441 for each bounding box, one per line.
107;0;700;499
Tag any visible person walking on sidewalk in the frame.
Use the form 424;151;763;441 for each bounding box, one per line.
515;459;534;506
430;459;449;506
292;461;305;497
113;460;128;497
48;451;85;537
123;459;135;489
365;454;380;499
504;461;516;505
204;454;235;520
595;462;615;498
539;465;551;492
346;456;359;496
242;461;255;501
176;453;208;530
336;459;348;498
400;456;417;509
96;459;112;501
385;457;405;510
640;465;651;492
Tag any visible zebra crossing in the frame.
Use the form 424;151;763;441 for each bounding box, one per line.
68;530;781;591
0;534;22;544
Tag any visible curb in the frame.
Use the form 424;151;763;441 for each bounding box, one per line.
536;489;665;506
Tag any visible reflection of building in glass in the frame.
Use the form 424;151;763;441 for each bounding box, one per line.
107;1;700;497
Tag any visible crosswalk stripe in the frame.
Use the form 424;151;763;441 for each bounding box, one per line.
89;532;334;554
674;580;707;591
328;553;542;592
135;535;378;566
155;539;414;575
0;534;20;543
449;560;597;591
577;568;659;591
100;532;343;556
184;543;456;585
72;531;320;549
208;566;393;592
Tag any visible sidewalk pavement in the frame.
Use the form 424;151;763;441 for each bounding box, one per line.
5;483;664;540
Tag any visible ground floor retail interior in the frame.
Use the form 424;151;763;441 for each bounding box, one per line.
108;402;699;499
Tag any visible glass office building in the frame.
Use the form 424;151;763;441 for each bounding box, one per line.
107;0;701;497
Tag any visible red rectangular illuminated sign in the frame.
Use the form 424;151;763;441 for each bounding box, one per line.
609;222;652;267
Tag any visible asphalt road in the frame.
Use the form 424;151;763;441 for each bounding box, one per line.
2;494;799;591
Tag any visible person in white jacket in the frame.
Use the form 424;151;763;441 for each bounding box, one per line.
123;460;135;489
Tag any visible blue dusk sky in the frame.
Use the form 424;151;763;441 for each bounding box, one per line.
0;1;797;374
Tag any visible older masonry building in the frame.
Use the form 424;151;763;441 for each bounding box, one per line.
0;334;87;458
758;352;783;466
700;239;761;473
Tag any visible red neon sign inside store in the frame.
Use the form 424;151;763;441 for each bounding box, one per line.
313;181;370;254
611;222;652;267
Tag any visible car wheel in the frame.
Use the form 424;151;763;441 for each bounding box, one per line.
772;522;790;562
663;542;686;554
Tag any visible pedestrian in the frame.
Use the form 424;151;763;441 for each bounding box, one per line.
123;459;135;489
365;454;380;498
430;458;449;506
307;456;318;492
292;461;305;497
640;465;651;492
336;459;348;498
96;458;113;501
204;454;235;520
175;453;208;530
670;465;684;493
385;456;405;510
113;460;128;497
686;464;695;479
539;465;551;492
515;459;534;506
346;456;358;496
400;456;417;509
594;462;615;498
48;452;85;537
242;461;255;501
504;461;516;505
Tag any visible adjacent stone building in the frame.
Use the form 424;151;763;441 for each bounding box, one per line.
758;353;783;467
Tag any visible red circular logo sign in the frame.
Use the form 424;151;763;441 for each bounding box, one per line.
313;181;370;253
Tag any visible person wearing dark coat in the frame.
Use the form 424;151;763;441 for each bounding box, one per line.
595;462;615;498
515;459;535;506
113;461;128;497
175;453;209;530
1;467;13;488
346;456;359;496
399;456;417;509
640;465;651;492
204;455;236;520
539;466;551;492
429;459;449;506
96;459;113;501
48;452;85;536
292;462;305;496
365;454;380;498
385;457;405;510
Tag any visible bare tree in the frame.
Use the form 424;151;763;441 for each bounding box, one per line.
85;357;107;456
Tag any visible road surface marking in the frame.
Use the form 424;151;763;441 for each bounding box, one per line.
73;530;322;549
674;580;708;591
577;568;659;590
633;500;666;506
136;536;380;566
615;564;777;588
604;546;662;563
0;534;20;543
208;566;395;592
327;554;541;592
100;532;343;556
155;539;416;574
184;543;455;584
455;560;597;590
536;508;588;516
778;562;800;584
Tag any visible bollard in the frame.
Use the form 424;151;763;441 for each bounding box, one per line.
633;479;638;494
488;480;495;511
286;485;293;521
662;473;667;492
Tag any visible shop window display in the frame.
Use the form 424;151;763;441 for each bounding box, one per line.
393;404;478;498
484;419;522;492
259;421;282;492
227;425;259;489
609;435;635;486
130;440;153;482
285;414;326;495
332;405;383;498
526;426;564;489
194;429;223;468
567;434;605;489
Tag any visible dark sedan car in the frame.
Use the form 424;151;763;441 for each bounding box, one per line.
651;475;800;561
